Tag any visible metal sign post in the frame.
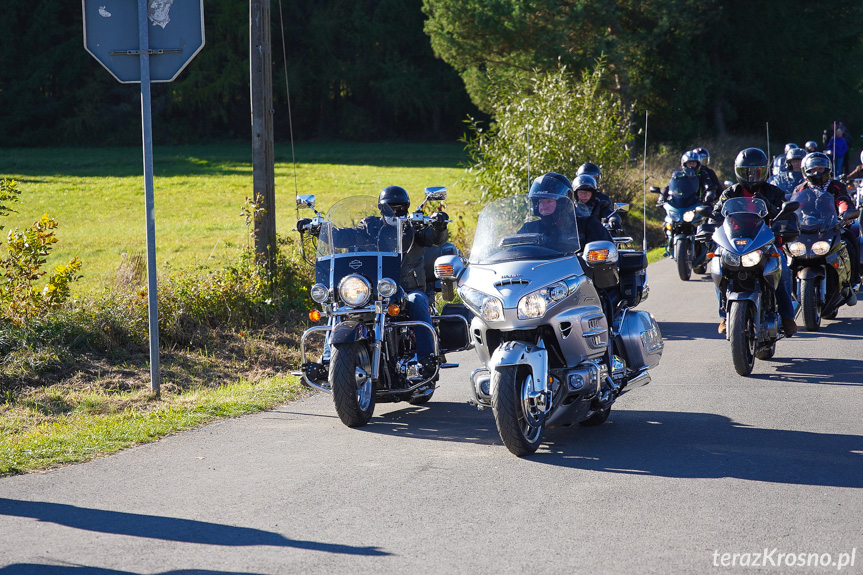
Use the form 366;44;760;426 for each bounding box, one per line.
83;0;205;396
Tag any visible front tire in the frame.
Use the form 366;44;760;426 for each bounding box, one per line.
728;301;756;376
800;277;821;331
676;238;692;281
330;341;375;427
491;366;544;456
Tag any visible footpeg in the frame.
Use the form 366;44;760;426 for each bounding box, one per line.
440;363;459;369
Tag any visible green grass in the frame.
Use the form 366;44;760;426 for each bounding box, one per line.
0;142;474;294
0;375;306;476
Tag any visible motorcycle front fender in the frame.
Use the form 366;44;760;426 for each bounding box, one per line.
489;340;548;399
330;320;370;345
726;290;760;307
796;265;826;281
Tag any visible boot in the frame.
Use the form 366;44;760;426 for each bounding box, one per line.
717;318;726;334
781;316;798;337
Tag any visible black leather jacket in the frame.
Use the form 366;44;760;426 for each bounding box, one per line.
401;222;448;292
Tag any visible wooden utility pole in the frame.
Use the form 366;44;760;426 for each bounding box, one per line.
250;0;276;269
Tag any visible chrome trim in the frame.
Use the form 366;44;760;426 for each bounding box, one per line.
298;325;334;392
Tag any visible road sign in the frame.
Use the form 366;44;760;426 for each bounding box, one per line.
82;0;205;83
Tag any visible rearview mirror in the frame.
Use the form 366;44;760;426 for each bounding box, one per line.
424;186;447;201
723;180;734;188
648;186;661;194
296;194;316;210
614;202;630;213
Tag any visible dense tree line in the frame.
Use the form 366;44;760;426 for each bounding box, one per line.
423;0;863;144
0;0;476;146
1;1;861;148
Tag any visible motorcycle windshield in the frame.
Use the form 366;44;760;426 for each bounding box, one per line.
790;188;838;232
721;196;769;219
317;196;400;258
469;194;580;264
667;173;700;209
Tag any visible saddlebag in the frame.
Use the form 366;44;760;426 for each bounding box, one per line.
434;303;473;352
614;310;663;370
619;250;648;308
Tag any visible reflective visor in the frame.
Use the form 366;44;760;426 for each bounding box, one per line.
735;165;767;183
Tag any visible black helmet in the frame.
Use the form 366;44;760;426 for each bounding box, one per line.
804;140;819;153
572;174;598;202
528;172;572;218
575;162;602;185
802;152;832;186
734;148;770;192
378;185;410;217
681;150;701;172
784;143;799;153
693;147;710;166
785;147;806;171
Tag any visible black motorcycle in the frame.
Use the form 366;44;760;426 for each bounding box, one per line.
293;190;471;427
651;169;713;281
783;189;860;330
701;197;799;376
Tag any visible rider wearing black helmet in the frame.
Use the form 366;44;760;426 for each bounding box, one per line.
768;147;806;199
657;150;719;206
712;148;798;336
573;174;616;224
804;141;819;154
520;172;611;249
378;185;449;374
793;153;860;294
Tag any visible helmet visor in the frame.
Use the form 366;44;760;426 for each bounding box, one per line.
735;165;768;184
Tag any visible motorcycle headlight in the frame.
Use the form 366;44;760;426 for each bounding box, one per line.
812;241;831;256
721;250;741;268
459;286;504;322
377;278;398;297
310;283;329;303
517;281;568;320
787;242;807;257
338;275;372;307
741;249;763;268
683;210;696;222
668;211;681;222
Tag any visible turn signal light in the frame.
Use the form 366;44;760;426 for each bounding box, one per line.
309;309;321;322
770;252;781;258
387;304;400;316
707;252;716;258
435;264;454;277
833;261;840;269
587;249;609;262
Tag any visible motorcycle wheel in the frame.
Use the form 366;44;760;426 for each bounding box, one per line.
330;341;375;427
676;238;692;281
728;302;756;376
800;277;821;331
492;366;544;456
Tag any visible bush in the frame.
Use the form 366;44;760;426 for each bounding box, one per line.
463;62;636;203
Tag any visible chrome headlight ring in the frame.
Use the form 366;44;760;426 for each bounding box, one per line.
338;275;372;307
310;283;329;303
377;277;398;297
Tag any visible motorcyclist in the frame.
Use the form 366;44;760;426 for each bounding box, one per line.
804;141;819;154
711;147;798;336
657;150;718;206
793;153;860;297
572;174;619;229
377;185;449;374
575;162;615;207
519;172;612;250
843;150;863;181
768;147;806;199
693;147;721;196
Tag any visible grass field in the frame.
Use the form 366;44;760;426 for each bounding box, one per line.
0;142;474;295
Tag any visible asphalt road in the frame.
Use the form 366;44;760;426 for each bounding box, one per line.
2;258;862;575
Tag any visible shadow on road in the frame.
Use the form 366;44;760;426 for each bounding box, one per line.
0;499;389;557
749;356;863;387
0;566;264;575
356;401;863;488
656;321;724;341
534;409;863;487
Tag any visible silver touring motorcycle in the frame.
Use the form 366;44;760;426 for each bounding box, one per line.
435;194;664;456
